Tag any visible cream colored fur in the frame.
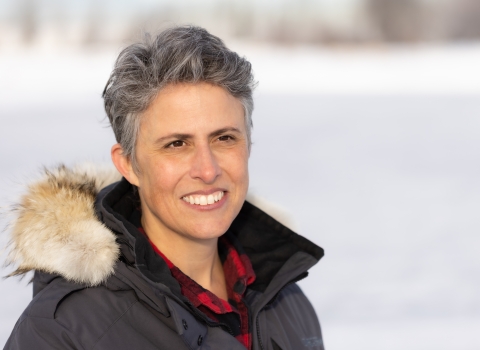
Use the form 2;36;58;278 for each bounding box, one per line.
6;164;122;286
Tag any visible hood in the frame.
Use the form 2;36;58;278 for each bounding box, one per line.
5;164;323;291
5;164;122;286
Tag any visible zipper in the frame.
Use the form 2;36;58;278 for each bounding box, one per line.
255;272;309;350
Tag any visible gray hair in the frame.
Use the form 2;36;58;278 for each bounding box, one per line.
103;25;256;171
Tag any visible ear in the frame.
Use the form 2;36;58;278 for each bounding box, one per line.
111;143;140;186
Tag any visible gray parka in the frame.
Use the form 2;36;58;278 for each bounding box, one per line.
4;165;325;350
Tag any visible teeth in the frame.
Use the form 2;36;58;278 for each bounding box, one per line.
183;191;225;206
207;195;214;204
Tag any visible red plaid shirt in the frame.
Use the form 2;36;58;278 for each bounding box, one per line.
138;227;256;349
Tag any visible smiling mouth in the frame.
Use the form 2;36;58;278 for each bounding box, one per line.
182;191;225;206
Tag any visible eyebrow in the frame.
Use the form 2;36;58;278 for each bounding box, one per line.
153;127;242;145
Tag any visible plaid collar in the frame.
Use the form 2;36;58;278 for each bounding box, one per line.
137;224;255;349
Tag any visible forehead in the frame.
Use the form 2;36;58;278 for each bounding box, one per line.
140;82;245;133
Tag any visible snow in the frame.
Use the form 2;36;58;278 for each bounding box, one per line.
233;42;480;95
250;95;480;349
1;44;479;349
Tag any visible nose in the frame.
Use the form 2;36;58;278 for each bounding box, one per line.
189;144;221;184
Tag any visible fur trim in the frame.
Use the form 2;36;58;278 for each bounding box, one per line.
6;163;122;286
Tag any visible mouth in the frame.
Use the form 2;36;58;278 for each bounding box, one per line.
182;191;225;206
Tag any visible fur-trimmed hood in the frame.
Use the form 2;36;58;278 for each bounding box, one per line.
5;164;122;286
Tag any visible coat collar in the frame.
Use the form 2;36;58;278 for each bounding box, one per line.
97;177;323;295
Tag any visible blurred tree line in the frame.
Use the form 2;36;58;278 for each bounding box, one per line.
366;0;480;42
2;0;480;47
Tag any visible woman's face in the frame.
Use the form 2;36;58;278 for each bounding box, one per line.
127;82;249;242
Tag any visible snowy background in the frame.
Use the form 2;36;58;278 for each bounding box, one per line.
1;43;479;350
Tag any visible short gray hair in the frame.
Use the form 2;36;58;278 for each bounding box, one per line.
103;25;256;171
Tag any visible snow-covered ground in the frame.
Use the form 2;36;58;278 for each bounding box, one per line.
1;44;479;349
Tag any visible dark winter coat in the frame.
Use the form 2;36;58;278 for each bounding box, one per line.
4;165;325;350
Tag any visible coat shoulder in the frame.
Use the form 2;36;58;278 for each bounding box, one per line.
6;274;140;350
6;272;190;350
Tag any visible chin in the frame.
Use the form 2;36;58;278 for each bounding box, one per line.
184;220;231;241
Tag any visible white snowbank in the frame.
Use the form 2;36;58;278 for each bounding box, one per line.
1;42;479;107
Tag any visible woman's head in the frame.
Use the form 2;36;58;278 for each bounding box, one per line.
103;25;256;172
107;26;256;244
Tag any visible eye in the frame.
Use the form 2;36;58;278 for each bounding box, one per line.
218;135;234;142
167;140;185;148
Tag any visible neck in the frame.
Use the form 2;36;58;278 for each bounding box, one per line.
141;211;228;300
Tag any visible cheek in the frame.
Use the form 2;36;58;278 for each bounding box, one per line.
149;163;180;196
150;159;194;208
226;149;249;192
142;172;180;223
237;159;249;187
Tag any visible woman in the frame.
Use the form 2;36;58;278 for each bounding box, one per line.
5;26;324;350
